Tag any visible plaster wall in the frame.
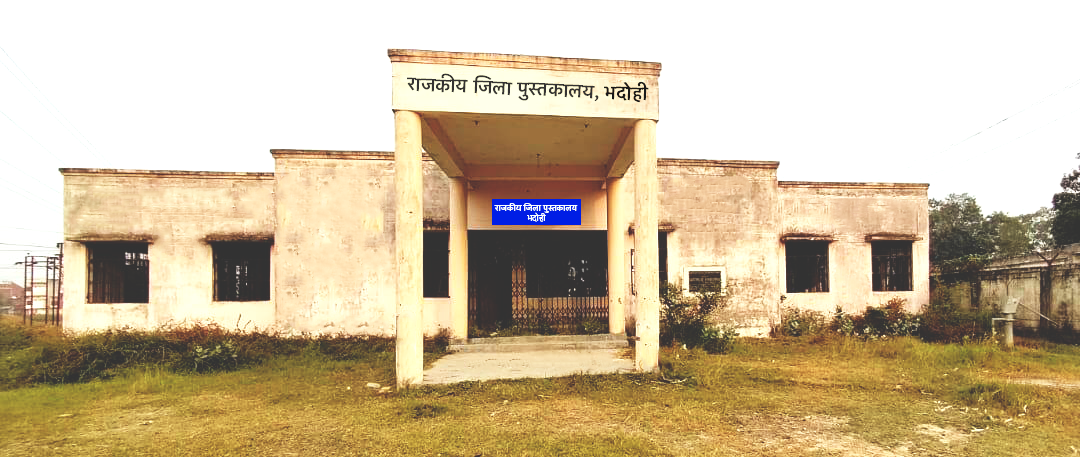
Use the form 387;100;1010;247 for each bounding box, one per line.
61;169;276;332
639;160;782;336
271;151;453;336
778;182;930;314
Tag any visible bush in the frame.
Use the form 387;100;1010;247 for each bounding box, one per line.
660;281;735;353
774;305;828;337
0;321;447;390
918;290;995;343
836;297;921;339
699;326;738;354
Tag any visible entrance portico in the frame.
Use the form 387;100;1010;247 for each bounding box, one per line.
389;49;661;387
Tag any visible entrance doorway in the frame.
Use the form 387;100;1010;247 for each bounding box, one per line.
468;231;608;334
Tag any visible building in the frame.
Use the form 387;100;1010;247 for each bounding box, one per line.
61;50;929;385
0;281;24;315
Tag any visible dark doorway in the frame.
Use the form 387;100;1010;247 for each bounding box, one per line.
468;231;608;334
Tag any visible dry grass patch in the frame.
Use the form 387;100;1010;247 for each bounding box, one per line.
4;335;1080;456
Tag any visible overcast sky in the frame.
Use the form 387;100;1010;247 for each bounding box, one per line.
2;1;1080;283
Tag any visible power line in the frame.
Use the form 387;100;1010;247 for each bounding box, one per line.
0;178;62;210
0;108;65;165
0;226;62;234
939;76;1080;154
983;105;1080;155
0;155;63;195
0;243;57;248
0;45;114;167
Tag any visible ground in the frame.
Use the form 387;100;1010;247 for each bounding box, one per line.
2;337;1079;456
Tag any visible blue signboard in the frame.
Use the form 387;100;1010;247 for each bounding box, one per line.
492;199;581;225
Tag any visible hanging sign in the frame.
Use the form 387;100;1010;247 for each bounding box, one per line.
492;199;581;225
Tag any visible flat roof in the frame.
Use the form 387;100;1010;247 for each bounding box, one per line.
388;49;661;76
59;168;274;179
779;181;929;189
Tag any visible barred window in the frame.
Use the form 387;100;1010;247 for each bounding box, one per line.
87;242;149;303
213;242;271;301
687;268;726;294
872;241;913;292
786;241;830;293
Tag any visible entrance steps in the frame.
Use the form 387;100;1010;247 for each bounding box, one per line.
448;333;629;353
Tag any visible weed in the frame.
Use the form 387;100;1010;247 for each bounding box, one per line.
919;289;996;343
405;401;449;419
0;320;449;390
774;305;828;337
659;281;732;352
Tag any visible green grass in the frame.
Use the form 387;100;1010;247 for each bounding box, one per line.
2;322;1080;455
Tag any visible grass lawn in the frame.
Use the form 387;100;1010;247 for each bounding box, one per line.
2;336;1079;456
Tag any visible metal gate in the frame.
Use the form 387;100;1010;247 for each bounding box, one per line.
469;231;608;334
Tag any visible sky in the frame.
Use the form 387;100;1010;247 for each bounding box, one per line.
1;1;1079;284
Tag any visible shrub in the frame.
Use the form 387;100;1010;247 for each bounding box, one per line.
774;305;828;337
918;290;995;343
699;325;738;354
659;281;735;353
0;321;449;390
576;317;607;335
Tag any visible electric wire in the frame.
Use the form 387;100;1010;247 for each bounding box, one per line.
0;243;57;248
0;227;63;234
0;45;114;167
0;155;63;195
938;76;1080;154
984;105;1080;155
0;108;65;165
0;178;61;210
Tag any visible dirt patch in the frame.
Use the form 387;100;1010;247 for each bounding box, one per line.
1006;378;1080;390
914;423;968;445
734;413;906;457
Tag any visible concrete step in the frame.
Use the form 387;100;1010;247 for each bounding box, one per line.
448;333;630;353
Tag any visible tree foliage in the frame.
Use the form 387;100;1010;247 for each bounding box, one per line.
929;193;994;265
929;194;1048;268
1051;152;1080;246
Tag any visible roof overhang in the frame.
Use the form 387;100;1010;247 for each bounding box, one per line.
389;49;660;181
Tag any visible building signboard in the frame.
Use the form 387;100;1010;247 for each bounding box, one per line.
492;199;581;225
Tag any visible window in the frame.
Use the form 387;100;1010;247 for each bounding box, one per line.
213;242;271;301
630;231;668;295
686;267;726;294
785;241;830;293
423;231;449;298
87;242;149;303
872;241;913;291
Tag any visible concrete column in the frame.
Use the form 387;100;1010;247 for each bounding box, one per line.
449;177;469;339
394;110;424;388
633;119;659;372
607;177;626;334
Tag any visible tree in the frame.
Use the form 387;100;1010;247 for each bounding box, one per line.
986;211;1032;259
930;193;994;265
1051;152;1080;245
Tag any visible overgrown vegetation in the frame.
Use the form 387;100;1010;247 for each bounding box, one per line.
773;295;1000;344
3;328;1080;456
659;281;737;354
0;317;450;390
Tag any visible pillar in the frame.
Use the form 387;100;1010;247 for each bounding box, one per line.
633;119;659;372
449;177;469;339
395;110;424;388
607;177;626;334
